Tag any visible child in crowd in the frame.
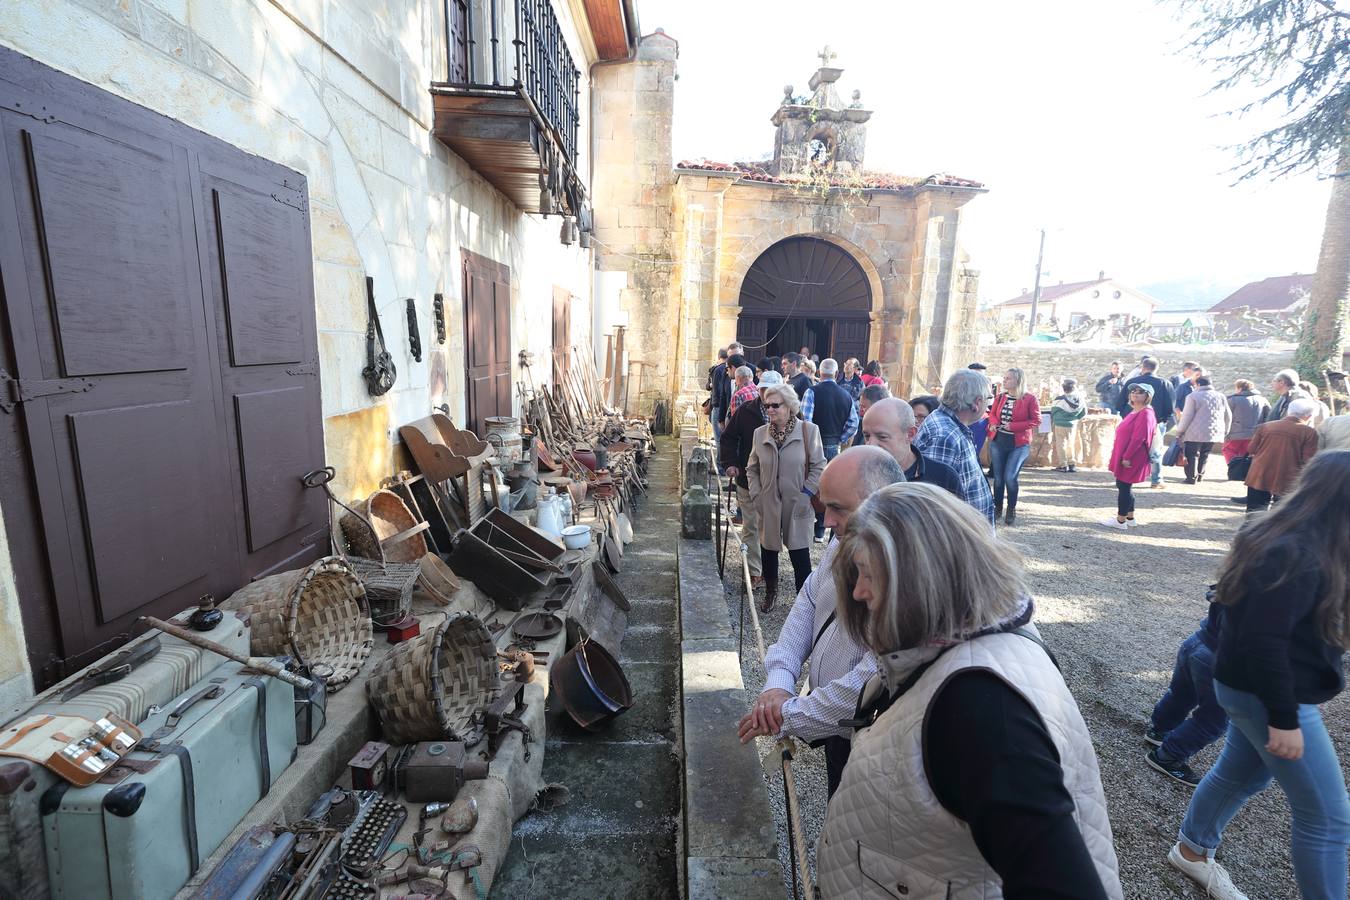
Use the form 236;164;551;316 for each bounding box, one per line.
1146;588;1228;787
1051;377;1087;472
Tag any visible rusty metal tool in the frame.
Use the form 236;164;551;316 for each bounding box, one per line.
139;615;315;692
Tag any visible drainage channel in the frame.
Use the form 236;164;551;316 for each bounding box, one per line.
494;438;682;897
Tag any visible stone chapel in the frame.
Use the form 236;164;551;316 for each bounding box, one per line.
592;40;987;411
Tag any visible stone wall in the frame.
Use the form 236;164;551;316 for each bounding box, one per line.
974;344;1299;400
0;0;635;703
664;175;982;407
591;31;678;414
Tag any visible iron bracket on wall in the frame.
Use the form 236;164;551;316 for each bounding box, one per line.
0;368;95;414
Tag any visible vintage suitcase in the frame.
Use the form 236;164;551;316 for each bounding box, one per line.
41;661;297;900
0;608;253;899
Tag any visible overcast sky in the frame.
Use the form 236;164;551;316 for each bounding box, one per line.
637;0;1333;307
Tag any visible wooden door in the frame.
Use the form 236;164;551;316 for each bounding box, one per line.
0;47;324;687
463;250;511;435
735;316;768;355
196;154;328;582
0;108;230;679
833;317;871;364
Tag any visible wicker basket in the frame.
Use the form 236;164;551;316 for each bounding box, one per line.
366;611;500;745
345;555;419;624
222;556;373;691
340;490;429;563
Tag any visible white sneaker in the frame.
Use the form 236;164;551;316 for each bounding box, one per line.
1098;516;1128;530
1167;844;1248;900
1125;518;1140;528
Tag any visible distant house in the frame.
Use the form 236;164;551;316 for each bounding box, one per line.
990;273;1160;343
1208;274;1312;338
1150;310;1215;341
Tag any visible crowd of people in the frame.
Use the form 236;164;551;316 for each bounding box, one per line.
703;344;1350;899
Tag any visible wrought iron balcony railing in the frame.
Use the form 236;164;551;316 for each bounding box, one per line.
441;0;581;164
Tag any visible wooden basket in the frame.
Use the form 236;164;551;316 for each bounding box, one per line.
222;557;373;691
365;611;500;745
340;490;430;563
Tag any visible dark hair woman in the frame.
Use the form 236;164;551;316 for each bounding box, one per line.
1168;450;1350;899
861;360;886;388
818;483;1122;898
908;394;941;428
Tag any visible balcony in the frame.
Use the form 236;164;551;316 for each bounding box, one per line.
433;0;584;217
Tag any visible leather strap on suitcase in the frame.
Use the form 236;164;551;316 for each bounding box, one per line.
242;676;271;793
132;675;272;878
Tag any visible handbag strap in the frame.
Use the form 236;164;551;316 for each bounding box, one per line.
365;277;386;364
809;609;836;657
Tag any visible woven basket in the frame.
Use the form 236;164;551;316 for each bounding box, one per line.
366;611;500;745
340;490;429;563
223;556;373;691
345;556;419;624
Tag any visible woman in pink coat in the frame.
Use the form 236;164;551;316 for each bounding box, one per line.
1102;383;1158;530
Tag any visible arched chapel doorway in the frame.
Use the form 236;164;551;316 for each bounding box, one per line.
735;235;872;362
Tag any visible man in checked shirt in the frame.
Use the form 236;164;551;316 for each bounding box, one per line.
735;444;905;796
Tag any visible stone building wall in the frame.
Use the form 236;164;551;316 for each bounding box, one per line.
665;176;982;407
0;0;637;705
975;344;1299;400
591;31;678;414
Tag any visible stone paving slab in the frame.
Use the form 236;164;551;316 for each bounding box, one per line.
688;855;791;900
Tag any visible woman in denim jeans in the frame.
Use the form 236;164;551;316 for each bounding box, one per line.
1167;451;1350;900
987;368;1040;526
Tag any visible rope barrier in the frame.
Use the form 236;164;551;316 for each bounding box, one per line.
739;539;813;900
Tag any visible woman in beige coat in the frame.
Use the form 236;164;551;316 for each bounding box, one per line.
746;384;825;612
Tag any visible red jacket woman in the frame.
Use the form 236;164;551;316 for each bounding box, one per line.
988;391;1041;447
987;369;1041;525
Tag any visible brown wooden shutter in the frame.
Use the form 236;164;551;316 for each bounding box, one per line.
196;153;328;582
0;48;325;685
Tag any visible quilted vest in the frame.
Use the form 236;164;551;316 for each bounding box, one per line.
817;630;1124;900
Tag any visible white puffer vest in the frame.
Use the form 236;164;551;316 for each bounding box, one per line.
817;629;1124;900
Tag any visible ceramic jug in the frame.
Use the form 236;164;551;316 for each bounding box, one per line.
535;495;565;539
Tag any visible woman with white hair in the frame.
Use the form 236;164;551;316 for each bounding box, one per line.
817;483;1123;898
746;384;826;612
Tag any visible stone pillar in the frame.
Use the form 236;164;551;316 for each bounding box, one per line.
906;191;976;394
591;32;679;415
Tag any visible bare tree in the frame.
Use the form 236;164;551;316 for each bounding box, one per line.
1172;0;1349;379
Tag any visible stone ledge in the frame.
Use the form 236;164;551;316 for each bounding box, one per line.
677;452;785;895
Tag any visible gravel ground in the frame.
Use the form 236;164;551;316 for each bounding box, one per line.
723;465;1342;899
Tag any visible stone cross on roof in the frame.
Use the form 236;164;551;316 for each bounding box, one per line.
817;45;836;67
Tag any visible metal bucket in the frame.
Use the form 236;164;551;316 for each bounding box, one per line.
551;639;633;730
